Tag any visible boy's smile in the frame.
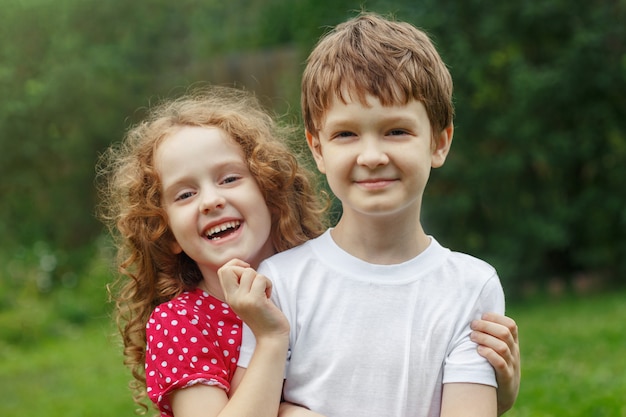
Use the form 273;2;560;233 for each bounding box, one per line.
155;126;274;284
307;94;452;222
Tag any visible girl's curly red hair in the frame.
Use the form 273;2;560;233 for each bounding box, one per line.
97;86;327;412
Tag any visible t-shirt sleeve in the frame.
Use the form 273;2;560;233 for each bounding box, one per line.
442;273;505;387
145;303;231;415
237;322;257;369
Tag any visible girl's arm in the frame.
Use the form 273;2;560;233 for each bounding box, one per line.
440;383;497;417
169;261;289;417
470;313;521;415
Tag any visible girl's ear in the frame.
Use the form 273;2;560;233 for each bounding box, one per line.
305;130;326;174
431;124;454;168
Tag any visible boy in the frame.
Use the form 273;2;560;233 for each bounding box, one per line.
235;12;517;417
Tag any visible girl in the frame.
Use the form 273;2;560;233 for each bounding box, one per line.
98;86;327;417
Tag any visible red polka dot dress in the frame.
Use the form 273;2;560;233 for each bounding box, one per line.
145;288;242;416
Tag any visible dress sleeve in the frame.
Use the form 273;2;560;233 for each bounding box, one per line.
145;301;232;415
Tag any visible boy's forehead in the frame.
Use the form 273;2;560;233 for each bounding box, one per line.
318;92;427;128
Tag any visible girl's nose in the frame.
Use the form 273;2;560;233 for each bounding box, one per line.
356;139;389;168
199;190;226;213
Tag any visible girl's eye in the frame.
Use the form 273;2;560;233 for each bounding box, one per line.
221;175;241;185
175;191;195;201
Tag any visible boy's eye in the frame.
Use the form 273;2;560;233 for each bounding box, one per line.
388;129;408;136
334;131;356;139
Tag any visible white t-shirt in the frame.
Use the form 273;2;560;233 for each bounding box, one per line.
238;230;505;417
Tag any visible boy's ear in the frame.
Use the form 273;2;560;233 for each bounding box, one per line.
305;130;326;174
431;124;454;168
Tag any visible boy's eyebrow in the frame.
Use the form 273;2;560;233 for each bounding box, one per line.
324;114;422;128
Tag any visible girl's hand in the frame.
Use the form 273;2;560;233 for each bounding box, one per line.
218;259;289;339
471;313;520;416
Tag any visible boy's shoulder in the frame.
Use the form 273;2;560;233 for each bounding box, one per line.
258;230;331;277
266;230;329;262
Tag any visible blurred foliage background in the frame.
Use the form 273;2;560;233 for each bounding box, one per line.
0;0;624;344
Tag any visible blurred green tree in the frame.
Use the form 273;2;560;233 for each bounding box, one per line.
0;0;624;297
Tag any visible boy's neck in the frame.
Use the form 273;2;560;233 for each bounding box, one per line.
331;214;430;265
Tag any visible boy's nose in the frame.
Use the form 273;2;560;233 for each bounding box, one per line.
199;190;226;213
356;140;389;168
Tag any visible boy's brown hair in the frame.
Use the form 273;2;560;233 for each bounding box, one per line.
301;12;454;139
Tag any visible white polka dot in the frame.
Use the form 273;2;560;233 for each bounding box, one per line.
167;348;174;355
178;355;184;361
149;371;156;376
160;312;167;318
173;336;179;343
191;356;198;363
223;350;229;357
165;377;171;383
171;319;178;326
157;342;163;349
172;367;177;374
218;321;225;326
151;355;156;361
161;361;167;367
203;365;210;371
223;309;229;314
202;347;209;353
178;309;187;315
190;337;197;343
211;358;218;364
181;328;187;335
182;347;189;354
163;329;168;336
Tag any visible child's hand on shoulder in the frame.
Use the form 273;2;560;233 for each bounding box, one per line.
219;259;289;339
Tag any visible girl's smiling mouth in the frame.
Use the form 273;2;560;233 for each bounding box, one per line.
204;220;241;240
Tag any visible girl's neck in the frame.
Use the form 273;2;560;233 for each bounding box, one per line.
195;268;226;301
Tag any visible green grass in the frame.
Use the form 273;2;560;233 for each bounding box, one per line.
505;291;626;417
0;320;137;416
1;291;625;416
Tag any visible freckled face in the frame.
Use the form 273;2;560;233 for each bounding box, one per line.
155;126;274;274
